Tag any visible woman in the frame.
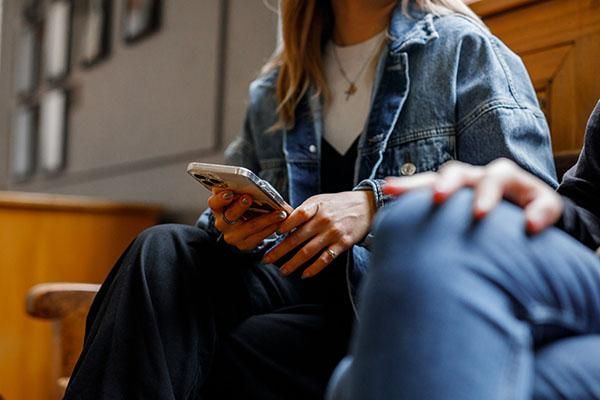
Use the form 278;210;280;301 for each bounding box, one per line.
328;102;600;400
64;1;556;399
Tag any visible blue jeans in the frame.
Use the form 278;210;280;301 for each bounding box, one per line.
327;190;600;400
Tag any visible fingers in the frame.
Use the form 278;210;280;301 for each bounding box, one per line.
222;195;252;224
472;176;507;219
383;172;437;196
223;210;288;246
277;232;331;276
208;190;235;212
469;159;563;234
301;243;346;279
213;194;253;233
262;217;321;265
235;221;282;251
524;194;564;234
278;202;320;234
470;159;528;219
434;162;484;203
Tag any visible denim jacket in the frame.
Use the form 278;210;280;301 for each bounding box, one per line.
198;6;557;311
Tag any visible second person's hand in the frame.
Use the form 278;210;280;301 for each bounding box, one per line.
383;159;563;234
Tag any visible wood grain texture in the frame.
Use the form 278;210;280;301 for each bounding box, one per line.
0;192;161;400
26;283;101;398
468;0;543;17
471;0;600;154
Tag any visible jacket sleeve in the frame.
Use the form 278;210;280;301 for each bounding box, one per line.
555;101;600;251
352;27;560;250
454;30;558;188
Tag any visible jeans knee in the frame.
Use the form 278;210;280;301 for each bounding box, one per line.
367;189;509;309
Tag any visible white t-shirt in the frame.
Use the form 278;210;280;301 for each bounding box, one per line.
323;31;387;155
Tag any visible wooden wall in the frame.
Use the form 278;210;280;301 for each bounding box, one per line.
470;0;600;155
0;192;161;400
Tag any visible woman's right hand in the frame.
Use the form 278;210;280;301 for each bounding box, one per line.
208;190;288;251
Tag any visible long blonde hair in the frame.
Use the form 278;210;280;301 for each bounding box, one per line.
264;0;484;129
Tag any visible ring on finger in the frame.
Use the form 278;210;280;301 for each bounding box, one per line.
325;248;337;261
222;213;239;225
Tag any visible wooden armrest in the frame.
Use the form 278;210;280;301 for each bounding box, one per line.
26;283;101;319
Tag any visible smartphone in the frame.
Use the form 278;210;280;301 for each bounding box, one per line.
187;162;294;218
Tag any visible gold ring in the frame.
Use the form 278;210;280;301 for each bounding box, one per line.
326;248;337;260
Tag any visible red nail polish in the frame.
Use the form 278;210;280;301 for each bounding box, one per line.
433;192;445;204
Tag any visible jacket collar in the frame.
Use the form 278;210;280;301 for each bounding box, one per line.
387;5;439;54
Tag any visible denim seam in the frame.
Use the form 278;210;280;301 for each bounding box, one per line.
358;127;456;156
452;15;522;108
488;37;522;108
457;100;522;134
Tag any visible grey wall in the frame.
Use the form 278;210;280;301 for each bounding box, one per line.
0;0;278;223
0;0;15;190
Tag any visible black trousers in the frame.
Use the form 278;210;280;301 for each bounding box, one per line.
64;224;354;400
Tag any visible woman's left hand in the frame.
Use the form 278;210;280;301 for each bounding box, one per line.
261;191;376;279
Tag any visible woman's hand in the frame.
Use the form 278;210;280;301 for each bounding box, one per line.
209;190;288;251
383;159;564;234
261;191;376;279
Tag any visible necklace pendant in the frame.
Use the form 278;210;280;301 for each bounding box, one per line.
345;83;357;100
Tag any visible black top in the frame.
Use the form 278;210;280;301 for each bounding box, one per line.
556;101;600;251
320;137;360;194
310;136;360;300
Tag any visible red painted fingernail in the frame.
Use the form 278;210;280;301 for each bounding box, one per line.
474;209;487;220
433;191;446;204
526;219;539;234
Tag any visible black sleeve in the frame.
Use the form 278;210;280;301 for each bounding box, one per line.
556;197;600;251
555;101;600;251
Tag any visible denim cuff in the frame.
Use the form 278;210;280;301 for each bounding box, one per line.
353;178;389;210
353;178;391;250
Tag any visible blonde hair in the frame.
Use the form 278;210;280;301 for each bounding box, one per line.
265;0;484;129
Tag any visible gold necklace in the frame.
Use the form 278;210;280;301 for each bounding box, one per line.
332;34;387;101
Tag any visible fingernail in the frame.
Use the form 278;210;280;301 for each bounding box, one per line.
277;211;287;220
301;270;313;279
526;219;538;234
279;267;289;276
222;191;233;200
433;191;446;204
241;196;250;205
474;208;487;220
262;254;272;264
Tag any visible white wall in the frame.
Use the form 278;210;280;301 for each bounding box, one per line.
0;0;279;223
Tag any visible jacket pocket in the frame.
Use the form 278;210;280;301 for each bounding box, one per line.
376;133;456;178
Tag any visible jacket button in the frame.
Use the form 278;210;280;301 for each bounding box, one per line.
400;162;417;176
308;144;317;153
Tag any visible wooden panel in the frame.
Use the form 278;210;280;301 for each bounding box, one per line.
0;192;161;400
471;0;600;154
468;0;540;17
